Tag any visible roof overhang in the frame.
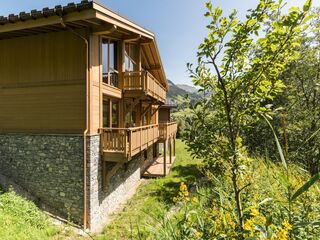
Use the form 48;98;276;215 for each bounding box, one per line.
0;0;167;89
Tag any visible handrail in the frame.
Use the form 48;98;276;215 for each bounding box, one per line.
100;124;160;160
159;122;177;140
123;71;166;102
102;124;158;132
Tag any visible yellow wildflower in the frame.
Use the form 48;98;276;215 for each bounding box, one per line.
244;219;254;231
278;229;288;240
173;182;189;203
282;219;292;231
192;197;199;203
254;215;266;225
194;230;202;239
250;208;259;216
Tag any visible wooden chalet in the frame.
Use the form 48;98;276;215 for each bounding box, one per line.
0;0;177;231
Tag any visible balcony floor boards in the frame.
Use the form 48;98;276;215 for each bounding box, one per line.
142;155;176;178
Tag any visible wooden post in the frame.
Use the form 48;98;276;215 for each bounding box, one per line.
99;37;103;130
119;99;124;128
169;138;172;164
138;42;142;72
163;140;167;176
174;137;176;157
107;39;111;85
109;99;112;128
120;40;125;89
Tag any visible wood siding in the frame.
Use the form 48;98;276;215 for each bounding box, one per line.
0;31;86;133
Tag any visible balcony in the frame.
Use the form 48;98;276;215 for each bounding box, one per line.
123;71;166;103
159;122;177;141
100;124;159;162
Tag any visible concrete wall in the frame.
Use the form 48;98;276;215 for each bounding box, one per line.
0;133;84;223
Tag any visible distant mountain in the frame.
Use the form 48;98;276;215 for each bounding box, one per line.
176;84;198;94
167;80;189;100
167;79;200;102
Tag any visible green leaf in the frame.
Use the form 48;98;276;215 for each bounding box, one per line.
262;115;287;171
302;13;316;24
295;127;320;155
303;0;312;12
243;198;273;213
294;221;320;228
289;6;300;12
291;172;320;201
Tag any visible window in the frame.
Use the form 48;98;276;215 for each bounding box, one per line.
102;39;118;87
112;100;119;128
103;99;119;128
103;100;110;128
125;43;137;72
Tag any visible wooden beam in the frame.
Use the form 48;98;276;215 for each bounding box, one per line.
142;102;154;117
140;39;153;45
147;64;162;71
123;34;141;42
0;9;96;34
151;105;161;117
83;19;101;26
126;97;143;116
92;24;117;35
94;7;154;39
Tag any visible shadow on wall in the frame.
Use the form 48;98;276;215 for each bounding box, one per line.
98;146;155;205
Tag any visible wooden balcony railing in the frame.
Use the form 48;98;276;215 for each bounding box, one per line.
100;124;159;162
123;71;166;103
159;122;177;140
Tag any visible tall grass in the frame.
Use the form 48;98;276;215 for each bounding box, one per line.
0;190;58;240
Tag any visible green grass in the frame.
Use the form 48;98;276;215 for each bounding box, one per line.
0;140;201;240
96;139;202;240
0;190;58;240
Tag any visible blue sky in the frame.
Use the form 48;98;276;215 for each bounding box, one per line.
1;0;319;85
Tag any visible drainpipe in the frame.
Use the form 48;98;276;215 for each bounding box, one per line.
60;18;90;230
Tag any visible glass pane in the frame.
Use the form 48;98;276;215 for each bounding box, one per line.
102;42;108;83
103;100;110;128
109;42;118;71
112;101;119;128
109;43;114;71
125;43;136;72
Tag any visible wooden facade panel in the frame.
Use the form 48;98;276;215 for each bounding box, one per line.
91;86;101;133
89;35;102;134
0;85;85;133
159;108;170;123
0;31;86;133
0;31;86;86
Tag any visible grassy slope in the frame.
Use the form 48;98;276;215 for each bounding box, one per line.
96;140;202;240
0;190;58;240
0;140;200;240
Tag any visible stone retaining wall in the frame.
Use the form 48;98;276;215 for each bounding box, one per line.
0;133;158;232
87;134;156;232
0;133;84;223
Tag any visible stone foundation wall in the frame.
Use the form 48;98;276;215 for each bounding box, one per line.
0;134;84;223
0;133;158;232
88;134;156;232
